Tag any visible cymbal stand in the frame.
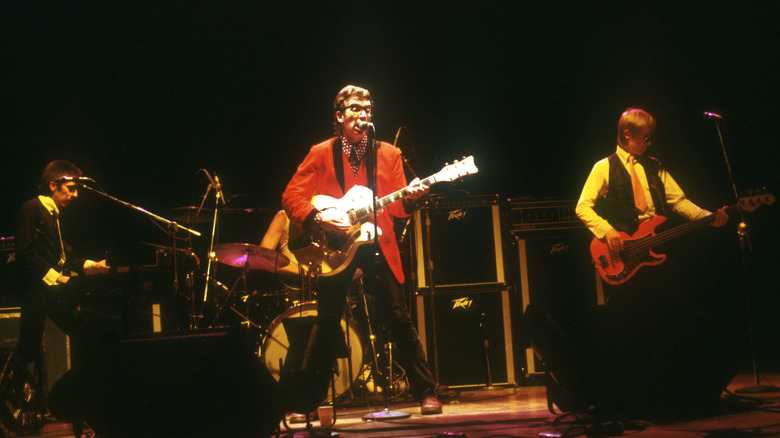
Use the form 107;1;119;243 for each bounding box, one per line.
212;254;256;328
707;117;778;393
362;335;410;420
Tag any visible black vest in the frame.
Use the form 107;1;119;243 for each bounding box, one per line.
594;154;668;235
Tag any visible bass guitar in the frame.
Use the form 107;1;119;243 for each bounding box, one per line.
288;156;478;276
591;193;775;285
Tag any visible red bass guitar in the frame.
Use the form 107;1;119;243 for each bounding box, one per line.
590;193;775;285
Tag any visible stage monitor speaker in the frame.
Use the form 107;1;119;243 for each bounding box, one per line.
416;284;515;388
0;308;69;396
0;307;21;351
514;228;604;379
414;195;506;288
48;327;283;438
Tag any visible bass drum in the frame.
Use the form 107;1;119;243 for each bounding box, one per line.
262;302;363;399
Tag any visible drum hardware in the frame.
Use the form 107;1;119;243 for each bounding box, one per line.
212;243;290;272
168;206;215;224
209;243;294;330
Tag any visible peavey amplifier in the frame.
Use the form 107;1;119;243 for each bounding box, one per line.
414;195;506;288
416;284;515;388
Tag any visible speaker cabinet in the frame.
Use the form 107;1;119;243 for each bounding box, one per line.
0;307;21;350
515;228;604;378
0;308;70;396
414;195;506;288
48;327;282;438
416;284;515;388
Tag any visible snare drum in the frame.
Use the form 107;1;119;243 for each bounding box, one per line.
261;302;363;399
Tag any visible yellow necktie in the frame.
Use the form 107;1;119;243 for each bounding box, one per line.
629;156;648;213
54;211;66;267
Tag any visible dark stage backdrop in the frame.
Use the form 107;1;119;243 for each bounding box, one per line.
2;3;779;360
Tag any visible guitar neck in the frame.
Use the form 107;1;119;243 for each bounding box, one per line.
352;175;438;222
643;204;736;248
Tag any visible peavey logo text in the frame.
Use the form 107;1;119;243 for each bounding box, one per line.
447;209;467;221
549;242;568;255
452;297;473;310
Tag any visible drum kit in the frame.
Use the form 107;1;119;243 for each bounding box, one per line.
168;205;381;402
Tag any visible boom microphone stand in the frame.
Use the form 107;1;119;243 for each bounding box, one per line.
705;113;779;393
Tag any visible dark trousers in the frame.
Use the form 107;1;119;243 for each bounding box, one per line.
15;277;117;366
315;244;436;402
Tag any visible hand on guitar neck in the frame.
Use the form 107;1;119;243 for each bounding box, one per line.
592;194;773;285
405;177;430;202
604;206;729;255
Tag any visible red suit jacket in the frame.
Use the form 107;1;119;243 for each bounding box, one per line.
282;137;411;283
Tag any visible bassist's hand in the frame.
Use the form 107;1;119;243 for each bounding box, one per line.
605;228;623;254
710;206;729;227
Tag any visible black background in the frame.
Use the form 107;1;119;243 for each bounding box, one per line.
2;2;778;364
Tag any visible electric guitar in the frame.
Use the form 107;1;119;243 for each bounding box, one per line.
591;193;775;285
288;156;478;276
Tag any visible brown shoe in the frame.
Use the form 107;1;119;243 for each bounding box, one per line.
421;396;442;415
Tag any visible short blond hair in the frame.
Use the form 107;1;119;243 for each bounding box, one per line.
617;108;656;147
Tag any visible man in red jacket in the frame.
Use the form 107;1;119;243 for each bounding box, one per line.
282;85;441;415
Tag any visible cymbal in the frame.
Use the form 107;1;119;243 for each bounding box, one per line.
168;206;214;224
213;243;290;271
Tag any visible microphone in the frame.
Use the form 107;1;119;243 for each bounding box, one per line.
357;121;374;130
213;173;226;204
704;112;723;119
203;170;226;205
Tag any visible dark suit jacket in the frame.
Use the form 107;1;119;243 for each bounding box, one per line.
15;197;85;289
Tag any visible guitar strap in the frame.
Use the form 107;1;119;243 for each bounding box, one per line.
331;138;346;194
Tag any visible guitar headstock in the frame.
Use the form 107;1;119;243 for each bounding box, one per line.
739;192;775;212
436;156;479;182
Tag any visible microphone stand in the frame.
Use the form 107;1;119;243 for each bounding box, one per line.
77;184;201;239
708;117;779;394
76;183;201;329
392;126;441;385
200;173;223;330
361;124;411;421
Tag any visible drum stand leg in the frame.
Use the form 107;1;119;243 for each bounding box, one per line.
362;339;410;420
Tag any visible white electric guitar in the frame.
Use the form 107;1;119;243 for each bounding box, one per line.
288;156;479;276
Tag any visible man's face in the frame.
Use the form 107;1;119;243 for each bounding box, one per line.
623;125;653;156
336;96;373;143
49;179;79;208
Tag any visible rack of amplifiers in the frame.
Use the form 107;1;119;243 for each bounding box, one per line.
409;195;605;388
509;197;604;382
412;194;515;388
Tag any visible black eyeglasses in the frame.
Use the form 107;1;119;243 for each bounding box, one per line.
343;104;373;116
641;136;652;143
